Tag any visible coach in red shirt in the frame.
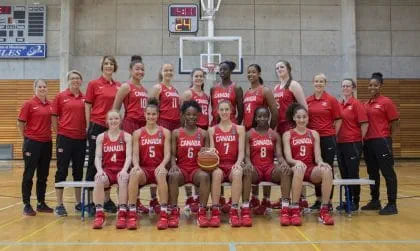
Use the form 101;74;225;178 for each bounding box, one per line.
52;70;86;217
306;73;342;210
85;56;121;213
336;79;368;211
18;79;53;216
361;72;399;215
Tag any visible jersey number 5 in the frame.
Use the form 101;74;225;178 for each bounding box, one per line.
149;146;155;158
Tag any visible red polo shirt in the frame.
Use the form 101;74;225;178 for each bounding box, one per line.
18;96;52;142
364;95;399;140
307;92;341;137
337;97;368;143
85;76;121;127
52;89;87;140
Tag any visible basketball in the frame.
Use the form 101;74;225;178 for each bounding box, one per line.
197;148;219;172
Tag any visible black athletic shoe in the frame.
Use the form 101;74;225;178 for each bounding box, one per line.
310;200;321;211
55;204;68;217
86;203;96;217
361;200;381;211
37;202;53;213
104;199;117;213
379;203;398;215
75;202;82;211
23;204;36;216
336;202;358;212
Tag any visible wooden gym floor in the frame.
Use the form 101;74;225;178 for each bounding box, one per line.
0;160;419;251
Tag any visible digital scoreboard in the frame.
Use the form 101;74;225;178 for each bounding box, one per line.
0;5;47;58
168;4;199;34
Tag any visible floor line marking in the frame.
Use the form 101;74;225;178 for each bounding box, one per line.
0;217;26;230
0;190;55;212
229;242;236;251
0;240;420;246
294;227;322;251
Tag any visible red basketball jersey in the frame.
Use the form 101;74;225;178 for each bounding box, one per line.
213;124;239;166
191;89;210;128
243;86;266;130
249;129;276;168
176;128;204;172
102;131;126;171
274;84;296;122
289;129;316;168
139;126;165;168
159;83;180;121
211;82;237;124
123;82;148;122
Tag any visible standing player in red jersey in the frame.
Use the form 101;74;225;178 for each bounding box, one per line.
18;79;53;216
92;111;132;229
126;98;171;230
210;60;243;126
112;55;152;214
85;56;121;213
183;68;210;130
168;100;211;228
52;70;86;217
336;79;368;211
208;100;246;228
306;73;341;210
181;69;210;212
243;107;292;226
151;63;181;131
362;72;399;215
113;55;148;133
283;104;334;226
271;60;307;210
273;60;307;136
243;64;279;213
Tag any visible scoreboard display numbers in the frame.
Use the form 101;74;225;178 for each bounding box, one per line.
168;4;199;34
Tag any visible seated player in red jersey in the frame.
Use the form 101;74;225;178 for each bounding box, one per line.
168;100;211;228
243;107;292;226
208;100;246;228
282;104;334;226
181;68;210;212
126;98;171;230
92;111;132;229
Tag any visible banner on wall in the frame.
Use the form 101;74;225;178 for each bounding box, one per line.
0;43;46;58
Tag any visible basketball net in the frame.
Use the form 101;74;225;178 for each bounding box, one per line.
202;63;217;81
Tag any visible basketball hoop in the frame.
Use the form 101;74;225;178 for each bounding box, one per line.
202;63;218;81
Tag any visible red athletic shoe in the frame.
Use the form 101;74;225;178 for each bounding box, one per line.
253;198;271;215
271;199;281;209
249;196;260;209
241;207;252;227
92;211;106;229
290;207;302;226
229;208;242;227
150;198;161;214
221;198;232;214
299;198;309;213
168;207;180;228
126;211;138;230
279;207;291;226
157;211;168;230
190;198;200;213
319;207;334;225
136;199;149;214
115;210;127;229
197;207;209;228
209;207;221;227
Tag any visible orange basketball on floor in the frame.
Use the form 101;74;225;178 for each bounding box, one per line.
197;148;219;172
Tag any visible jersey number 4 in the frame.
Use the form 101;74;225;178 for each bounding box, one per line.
110;153;117;163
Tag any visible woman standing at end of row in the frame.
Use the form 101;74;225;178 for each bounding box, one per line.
52;70;87;216
18;79;53;216
362;72;399;215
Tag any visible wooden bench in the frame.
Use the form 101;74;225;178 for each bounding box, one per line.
56;178;374;220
